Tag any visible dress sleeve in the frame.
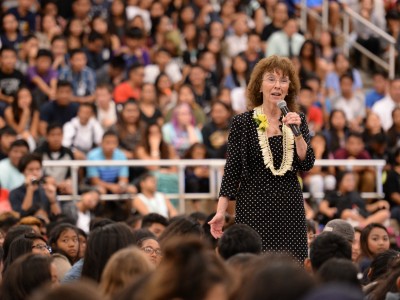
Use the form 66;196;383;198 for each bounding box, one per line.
219;114;243;200
294;113;315;172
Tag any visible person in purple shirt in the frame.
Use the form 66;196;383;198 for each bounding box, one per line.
122;27;151;69
27;49;58;105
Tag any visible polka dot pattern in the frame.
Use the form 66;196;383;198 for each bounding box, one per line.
220;110;315;263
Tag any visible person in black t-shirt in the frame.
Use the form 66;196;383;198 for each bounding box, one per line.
39;80;79;136
0;47;25;115
384;149;400;211
261;2;288;43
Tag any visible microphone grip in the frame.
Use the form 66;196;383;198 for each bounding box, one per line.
280;106;302;137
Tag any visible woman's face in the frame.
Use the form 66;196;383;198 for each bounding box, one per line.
157;75;172;91
56;229;79;260
176;105;192;126
141;84;156;102
352;231;361;262
191;146;206;159
319;31;331;47
260;69;290;106
122;103;140;124
18;89;32;109
331;111;346;130
178;87;195;104
184;24;196;41
365;113;382;131
111;0;125;16
92;18;108;35
211;103;230;125
42;15;57;32
3;14;18;32
207;38;221;54
70;19;83;37
232;56;247;73
150;2;164;18
367;227;390;256
339;173;356;192
32;239;51;256
141;239;162;266
210;22;224;40
301;43;313;58
335;54;349;73
180;6;195;24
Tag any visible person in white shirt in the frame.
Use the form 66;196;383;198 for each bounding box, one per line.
95;84;117;130
266;17;305;58
144;48;182;85
225;13;249;58
62;103;104;157
372;78;400;131
333;73;366;131
132;173;178;218
0;139;29;191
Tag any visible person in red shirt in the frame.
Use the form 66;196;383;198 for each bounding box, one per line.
298;85;323;136
113;62;144;104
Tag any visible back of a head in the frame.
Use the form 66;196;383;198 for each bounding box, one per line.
100;246;153;297
158;217;203;247
323;219;355;243
1;254;52;300
310;232;352;271
2;225;34;261
141;213;169;228
138;236;232;300
317;258;361;288
81;223;135;282
368;258;400;300
240;258;315;300
30;280;104;300
132;228;156;244
217;224;262;260
369;249;400;282
302;283;364;300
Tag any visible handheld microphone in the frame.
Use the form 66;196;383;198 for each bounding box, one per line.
277;100;301;137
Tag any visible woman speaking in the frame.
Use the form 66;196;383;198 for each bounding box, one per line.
209;56;315;262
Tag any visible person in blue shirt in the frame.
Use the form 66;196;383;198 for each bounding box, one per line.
58;48;96;104
87;130;137;195
365;71;388;109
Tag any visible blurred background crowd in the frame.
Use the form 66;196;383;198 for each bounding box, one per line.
0;0;400;299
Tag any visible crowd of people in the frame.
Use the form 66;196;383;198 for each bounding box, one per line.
0;0;399;298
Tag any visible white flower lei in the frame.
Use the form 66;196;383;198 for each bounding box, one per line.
254;105;295;176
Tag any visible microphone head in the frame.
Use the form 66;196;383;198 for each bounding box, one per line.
277;100;287;109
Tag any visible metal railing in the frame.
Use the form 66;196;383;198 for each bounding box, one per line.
299;0;396;79
43;159;386;213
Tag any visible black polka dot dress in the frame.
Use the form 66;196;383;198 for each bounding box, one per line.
219;110;315;263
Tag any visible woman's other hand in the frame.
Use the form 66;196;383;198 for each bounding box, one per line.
208;212;225;239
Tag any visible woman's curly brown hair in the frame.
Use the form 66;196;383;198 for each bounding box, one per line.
246;55;300;112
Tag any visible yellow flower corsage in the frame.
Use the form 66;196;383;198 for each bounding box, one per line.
253;113;269;132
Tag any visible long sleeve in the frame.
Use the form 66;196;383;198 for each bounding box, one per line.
219;115;243;200
62;120;76;148
294;113;315;172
